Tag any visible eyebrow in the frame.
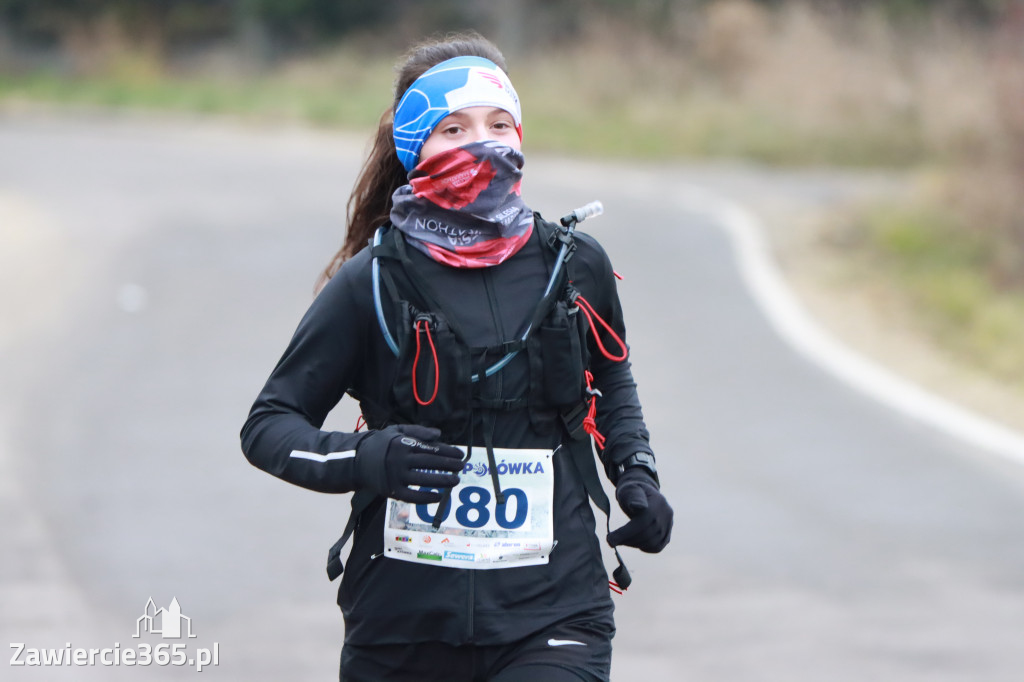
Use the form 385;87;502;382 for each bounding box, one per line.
444;107;511;121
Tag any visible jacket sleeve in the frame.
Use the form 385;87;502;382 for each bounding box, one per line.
239;255;373;494
573;235;655;480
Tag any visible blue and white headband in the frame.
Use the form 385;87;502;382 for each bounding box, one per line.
393;56;522;172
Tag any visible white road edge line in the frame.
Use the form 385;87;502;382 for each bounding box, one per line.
675;183;1024;466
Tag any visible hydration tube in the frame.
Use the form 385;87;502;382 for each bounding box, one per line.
371;200;605;380
479;201;604;379
372;227;400;356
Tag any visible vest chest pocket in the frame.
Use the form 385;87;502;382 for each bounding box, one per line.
528;299;590;412
391;301;472;438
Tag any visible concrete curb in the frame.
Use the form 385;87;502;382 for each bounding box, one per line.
675;183;1024;465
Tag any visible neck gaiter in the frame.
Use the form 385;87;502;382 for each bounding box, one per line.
390;140;533;268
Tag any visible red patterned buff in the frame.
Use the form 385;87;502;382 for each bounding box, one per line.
390;140;533;268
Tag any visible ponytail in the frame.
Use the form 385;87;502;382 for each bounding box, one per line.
316;107;406;292
316;32;509;292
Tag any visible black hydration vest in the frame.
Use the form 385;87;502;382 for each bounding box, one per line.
366;214;592;445
328;214;633;589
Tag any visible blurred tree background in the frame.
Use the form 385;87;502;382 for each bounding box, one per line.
0;1;1015;70
1;0;1023;387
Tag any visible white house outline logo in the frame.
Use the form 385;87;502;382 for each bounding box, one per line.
133;597;196;639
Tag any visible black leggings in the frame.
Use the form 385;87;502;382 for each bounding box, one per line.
339;612;614;682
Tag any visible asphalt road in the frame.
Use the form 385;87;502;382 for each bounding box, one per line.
3;114;1024;681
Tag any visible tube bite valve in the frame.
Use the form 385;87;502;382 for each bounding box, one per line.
561;201;604;228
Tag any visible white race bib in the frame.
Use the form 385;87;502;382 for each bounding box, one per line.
383;447;554;569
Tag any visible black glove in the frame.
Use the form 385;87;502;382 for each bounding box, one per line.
354;425;464;504
607;467;673;553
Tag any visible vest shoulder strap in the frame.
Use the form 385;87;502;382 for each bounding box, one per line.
561;438;633;591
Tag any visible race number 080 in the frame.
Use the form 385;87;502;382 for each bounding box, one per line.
416;486;528;530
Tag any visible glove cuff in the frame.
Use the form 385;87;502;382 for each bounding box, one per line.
352;428;392;494
615;463;659;489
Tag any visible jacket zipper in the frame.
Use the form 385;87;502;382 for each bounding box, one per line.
467;570;475;643
481;268;506;340
467;270;507;644
481;268;506;398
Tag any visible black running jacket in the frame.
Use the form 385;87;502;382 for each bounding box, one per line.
240;217;653;646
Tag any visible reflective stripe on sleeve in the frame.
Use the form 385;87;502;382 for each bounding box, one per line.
288;449;356;463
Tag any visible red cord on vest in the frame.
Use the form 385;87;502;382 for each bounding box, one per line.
582;370;606;451
412;319;439;406
609;581;623;595
354;415;366;432
575;294;628;362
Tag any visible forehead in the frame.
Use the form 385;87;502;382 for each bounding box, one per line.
441;106;515;121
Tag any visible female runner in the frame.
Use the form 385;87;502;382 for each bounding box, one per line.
241;32;673;682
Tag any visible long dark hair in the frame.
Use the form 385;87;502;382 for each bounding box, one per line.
316;32;508;291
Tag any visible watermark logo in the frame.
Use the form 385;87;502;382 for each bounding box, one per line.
10;596;218;672
134;597;196;639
